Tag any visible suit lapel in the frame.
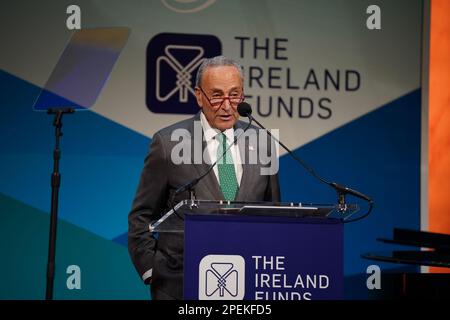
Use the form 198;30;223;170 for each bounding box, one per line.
188;113;224;200
195;137;225;200
235;120;257;201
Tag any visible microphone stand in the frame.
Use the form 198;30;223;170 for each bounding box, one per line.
241;109;373;223
45;108;74;300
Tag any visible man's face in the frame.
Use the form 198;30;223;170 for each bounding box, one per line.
195;65;243;131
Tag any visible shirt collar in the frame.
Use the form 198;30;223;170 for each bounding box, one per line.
200;111;235;144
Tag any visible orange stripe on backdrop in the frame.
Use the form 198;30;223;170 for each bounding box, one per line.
429;0;450;273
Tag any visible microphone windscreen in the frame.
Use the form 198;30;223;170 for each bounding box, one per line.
237;102;252;117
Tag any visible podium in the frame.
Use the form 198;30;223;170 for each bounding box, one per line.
151;200;357;300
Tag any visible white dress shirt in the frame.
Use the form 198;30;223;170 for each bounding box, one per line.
200;112;243;186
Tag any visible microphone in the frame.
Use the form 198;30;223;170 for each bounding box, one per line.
237;102;373;220
329;182;372;203
237;102;252;117
173;117;253;198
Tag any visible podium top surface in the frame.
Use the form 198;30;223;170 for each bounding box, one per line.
361;250;450;268
150;200;358;233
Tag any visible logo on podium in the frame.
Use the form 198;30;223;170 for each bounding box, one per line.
199;255;245;300
146;33;222;114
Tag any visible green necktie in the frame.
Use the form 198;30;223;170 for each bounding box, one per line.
217;133;239;201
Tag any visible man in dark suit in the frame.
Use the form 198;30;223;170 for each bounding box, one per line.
128;55;280;300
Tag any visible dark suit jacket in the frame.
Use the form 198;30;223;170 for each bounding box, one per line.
128;112;280;299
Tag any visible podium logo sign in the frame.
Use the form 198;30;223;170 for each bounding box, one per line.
146;32;222;114
199;255;245;300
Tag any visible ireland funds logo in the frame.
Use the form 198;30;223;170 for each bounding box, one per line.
146;33;221;114
199;255;245;300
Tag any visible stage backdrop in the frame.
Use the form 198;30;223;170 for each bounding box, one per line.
0;0;422;299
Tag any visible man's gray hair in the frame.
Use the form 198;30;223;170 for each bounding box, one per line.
195;55;244;87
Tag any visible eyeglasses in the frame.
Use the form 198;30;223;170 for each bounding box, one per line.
198;87;244;109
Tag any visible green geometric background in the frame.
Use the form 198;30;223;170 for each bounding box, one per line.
0;193;148;299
